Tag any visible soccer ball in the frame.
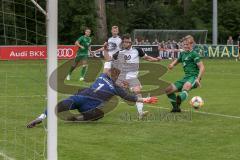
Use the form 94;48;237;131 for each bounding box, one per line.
190;96;204;109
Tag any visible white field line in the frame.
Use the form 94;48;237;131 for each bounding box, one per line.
0;151;15;160
147;105;240;119
2;95;239;119
0;95;46;98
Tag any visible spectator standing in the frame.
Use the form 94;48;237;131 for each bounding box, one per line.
227;36;234;45
152;38;159;45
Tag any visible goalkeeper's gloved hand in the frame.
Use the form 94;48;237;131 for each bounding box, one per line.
143;96;158;104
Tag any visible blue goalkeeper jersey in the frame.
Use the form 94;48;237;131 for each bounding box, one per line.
68;73;137;112
79;73;137;102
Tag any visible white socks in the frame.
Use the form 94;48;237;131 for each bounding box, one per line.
136;102;143;114
38;113;47;120
136;94;143;114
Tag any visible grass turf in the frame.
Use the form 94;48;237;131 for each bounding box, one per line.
0;59;240;160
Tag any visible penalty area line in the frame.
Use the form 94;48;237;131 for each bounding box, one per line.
147;105;240;119
0;151;15;160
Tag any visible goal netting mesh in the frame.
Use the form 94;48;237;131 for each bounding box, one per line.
0;0;46;45
0;0;47;159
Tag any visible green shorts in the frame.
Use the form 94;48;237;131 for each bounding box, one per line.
173;76;198;91
74;54;88;62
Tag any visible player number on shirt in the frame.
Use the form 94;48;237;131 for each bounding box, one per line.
94;83;105;93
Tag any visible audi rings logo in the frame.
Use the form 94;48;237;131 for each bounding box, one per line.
57;48;74;58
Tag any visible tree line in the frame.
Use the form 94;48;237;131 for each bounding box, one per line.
0;0;239;45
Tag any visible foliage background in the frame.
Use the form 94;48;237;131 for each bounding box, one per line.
0;0;239;44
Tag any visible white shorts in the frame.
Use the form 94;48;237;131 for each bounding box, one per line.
116;77;142;90
104;61;112;69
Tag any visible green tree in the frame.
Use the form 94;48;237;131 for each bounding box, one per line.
58;0;97;44
186;0;240;44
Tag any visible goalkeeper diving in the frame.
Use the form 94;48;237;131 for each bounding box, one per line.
27;62;158;128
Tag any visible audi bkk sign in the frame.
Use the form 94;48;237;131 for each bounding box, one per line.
0;45;78;60
57;47;75;58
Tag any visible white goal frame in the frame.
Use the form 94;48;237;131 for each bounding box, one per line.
30;0;58;160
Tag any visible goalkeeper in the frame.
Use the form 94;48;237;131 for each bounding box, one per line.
27;64;158;128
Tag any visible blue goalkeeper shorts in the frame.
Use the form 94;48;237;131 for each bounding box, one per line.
67;95;103;112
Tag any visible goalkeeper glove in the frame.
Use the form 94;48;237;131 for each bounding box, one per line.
142;96;158;104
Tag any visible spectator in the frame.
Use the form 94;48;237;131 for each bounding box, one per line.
158;42;164;59
166;39;172;49
227;36;234;45
172;40;178;49
134;38;139;45
238;33;240;60
238;33;240;45
145;39;151;45
139;39;145;45
152;38;159;45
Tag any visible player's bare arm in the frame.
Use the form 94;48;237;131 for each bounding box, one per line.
168;59;179;70
195;61;205;87
75;40;84;49
143;55;161;62
92;42;108;53
102;43;111;62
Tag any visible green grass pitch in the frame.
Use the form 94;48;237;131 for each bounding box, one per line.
0;59;240;160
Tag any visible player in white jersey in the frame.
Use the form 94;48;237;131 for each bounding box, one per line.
112;34;160;119
92;26;122;72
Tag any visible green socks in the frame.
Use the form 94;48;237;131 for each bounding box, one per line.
167;90;188;109
68;66;75;75
80;65;88;78
68;65;88;78
179;90;188;102
167;93;177;109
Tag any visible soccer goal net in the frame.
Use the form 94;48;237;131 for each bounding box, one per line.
0;0;57;159
0;0;46;45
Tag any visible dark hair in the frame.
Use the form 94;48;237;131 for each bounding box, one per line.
121;33;131;40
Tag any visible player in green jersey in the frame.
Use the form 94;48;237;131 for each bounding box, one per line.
67;28;92;81
165;35;205;112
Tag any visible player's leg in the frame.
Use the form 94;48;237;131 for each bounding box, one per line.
26;111;46;128
27;99;76;128
73;96;105;121
80;108;104;121
79;59;88;81
165;80;183;112
67;58;79;80
56;96;104;122
133;86;143;113
55;99;82;121
130;79;148;119
177;76;197;106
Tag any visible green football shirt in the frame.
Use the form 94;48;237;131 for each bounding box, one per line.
177;50;201;77
76;35;91;55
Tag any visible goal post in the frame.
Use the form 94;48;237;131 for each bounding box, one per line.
31;0;58;159
46;0;58;159
1;0;58;158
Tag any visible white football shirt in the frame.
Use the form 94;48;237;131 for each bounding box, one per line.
107;36;122;57
117;47;145;79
